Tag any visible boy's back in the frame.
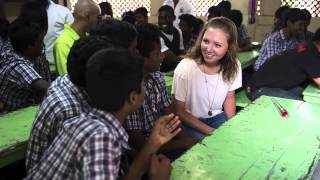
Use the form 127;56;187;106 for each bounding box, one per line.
26;75;91;170
25;109;130;179
0;50;42;112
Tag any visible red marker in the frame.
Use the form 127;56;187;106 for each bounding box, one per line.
271;98;288;118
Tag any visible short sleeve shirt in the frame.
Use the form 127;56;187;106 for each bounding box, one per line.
173;58;242;118
124;71;171;136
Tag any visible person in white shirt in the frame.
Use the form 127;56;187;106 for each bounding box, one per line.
173;17;242;140
163;0;193;27
43;0;73;66
158;5;185;72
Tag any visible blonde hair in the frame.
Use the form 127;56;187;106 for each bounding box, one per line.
187;17;239;82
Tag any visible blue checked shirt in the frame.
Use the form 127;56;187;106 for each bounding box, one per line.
26;75;91;171
0;50;42;112
254;29;301;71
25;108;130;180
124;71;172;136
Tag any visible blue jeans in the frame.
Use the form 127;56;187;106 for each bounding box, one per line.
183;112;227;140
247;87;304;101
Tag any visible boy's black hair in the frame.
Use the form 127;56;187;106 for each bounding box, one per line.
158;5;175;16
302;9;312;22
179;14;196;28
67;36;119;87
32;0;50;9
136;23;160;58
19;0;48;31
86;48;144;112
282;8;306;27
217;1;231;12
99;1;113;17
275;5;289;19
312;28;320;41
90;19;137;48
207;5;223;18
228;9;243;28
0;17;9;40
9;19;43;54
135;7;148;18
179;14;203;35
122;11;136;25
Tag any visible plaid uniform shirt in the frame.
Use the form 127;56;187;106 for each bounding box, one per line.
26;75;91;171
0;50;42;112
124;71;171;136
254;29;301;71
25;108;130;180
0;40;51;82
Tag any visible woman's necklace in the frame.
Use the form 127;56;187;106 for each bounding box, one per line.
203;64;220;116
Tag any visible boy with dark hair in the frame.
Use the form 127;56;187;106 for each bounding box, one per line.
26;36;118;170
25;48;180;179
158;5;185;72
134;6;148;26
0;19;49;113
247;27;320;101
125;23;196;160
178;14;203;50
254;8;306;70
217;0;231;13
27;20;140;170
228;9;252;52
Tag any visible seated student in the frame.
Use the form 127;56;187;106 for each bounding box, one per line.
134;7;148;26
178;14;204;51
254;8;306;71
0;0;52;82
228;9;252;52
124;23;197;159
25;48;179;180
158;5;185;72
54;0;100;75
27;21;138;170
19;0;52;82
247;28;320;101
173;17;242;141
26;36;116;171
0;19;49;113
263;6;289;43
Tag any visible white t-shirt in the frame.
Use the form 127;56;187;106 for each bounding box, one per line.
161;28;185;50
173;58;242;118
163;0;193;27
45;1;74;65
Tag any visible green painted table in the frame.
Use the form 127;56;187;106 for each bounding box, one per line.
303;83;320;104
238;50;259;69
171;96;320;179
0;106;38;168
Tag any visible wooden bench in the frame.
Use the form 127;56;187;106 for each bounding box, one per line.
0;106;38;168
